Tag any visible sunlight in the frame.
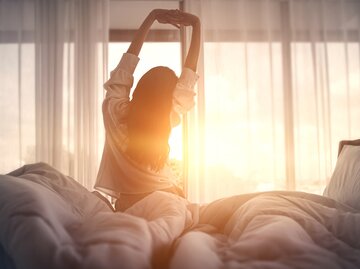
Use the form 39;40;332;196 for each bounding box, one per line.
108;41;360;201
168;124;183;160
108;42;183;161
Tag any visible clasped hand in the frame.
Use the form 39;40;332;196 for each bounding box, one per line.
151;9;200;28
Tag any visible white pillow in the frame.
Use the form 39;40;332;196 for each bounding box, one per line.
323;145;360;210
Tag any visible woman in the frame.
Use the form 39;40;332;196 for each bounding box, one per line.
94;9;200;211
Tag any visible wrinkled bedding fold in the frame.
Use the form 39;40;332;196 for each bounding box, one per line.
1;163;360;269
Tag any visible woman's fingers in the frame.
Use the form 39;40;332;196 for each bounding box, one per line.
156;9;199;27
166;10;199;26
156;12;181;28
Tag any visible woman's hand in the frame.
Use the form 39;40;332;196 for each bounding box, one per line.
126;9;170;56
150;8;169;20
165;10;200;27
150;9;200;29
150;9;181;28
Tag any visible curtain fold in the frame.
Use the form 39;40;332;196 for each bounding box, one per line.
185;0;360;203
0;0;109;190
1;0;37;172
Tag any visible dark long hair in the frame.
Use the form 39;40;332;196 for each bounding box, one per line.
126;66;178;171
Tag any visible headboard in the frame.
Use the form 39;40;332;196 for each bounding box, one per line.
338;139;360;157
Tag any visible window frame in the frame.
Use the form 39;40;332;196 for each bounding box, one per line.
108;0;360;194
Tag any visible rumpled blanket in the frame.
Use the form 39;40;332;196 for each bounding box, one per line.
1;163;360;269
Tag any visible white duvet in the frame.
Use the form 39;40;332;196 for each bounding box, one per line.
1;163;360;269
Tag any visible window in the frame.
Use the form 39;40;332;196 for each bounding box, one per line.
186;0;360;202
108;1;360;201
0;43;36;172
201;42;286;198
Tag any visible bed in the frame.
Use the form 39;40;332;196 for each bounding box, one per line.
1;140;360;269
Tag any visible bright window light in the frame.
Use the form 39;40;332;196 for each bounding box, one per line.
108;42;183;162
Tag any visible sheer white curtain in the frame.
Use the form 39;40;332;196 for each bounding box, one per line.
0;0;108;190
184;0;360;203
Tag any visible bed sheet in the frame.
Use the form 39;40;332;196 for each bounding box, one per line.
1;163;360;269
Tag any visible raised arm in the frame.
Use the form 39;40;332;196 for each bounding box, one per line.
182;13;201;72
127;9;171;56
165;10;201;71
128;9;200;71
